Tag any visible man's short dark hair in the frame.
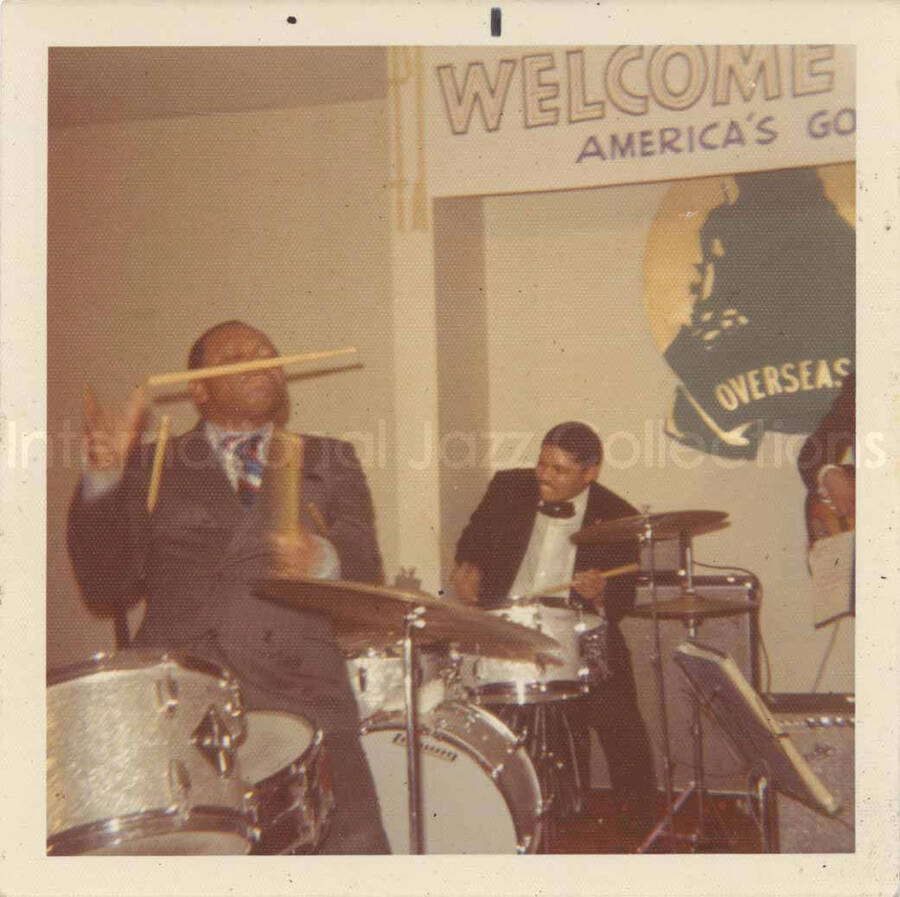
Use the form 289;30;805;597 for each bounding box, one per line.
542;421;603;468
187;320;253;369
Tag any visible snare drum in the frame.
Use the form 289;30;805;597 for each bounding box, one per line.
346;648;446;721
459;603;600;704
360;700;543;854
239;711;335;854
47;651;253;855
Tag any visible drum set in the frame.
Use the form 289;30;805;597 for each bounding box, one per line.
47;509;757;855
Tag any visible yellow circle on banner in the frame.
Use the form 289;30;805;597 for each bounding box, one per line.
643;162;854;355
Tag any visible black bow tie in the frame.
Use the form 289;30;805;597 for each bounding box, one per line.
538;500;576;519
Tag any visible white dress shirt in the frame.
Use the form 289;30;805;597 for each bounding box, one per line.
509;485;590;600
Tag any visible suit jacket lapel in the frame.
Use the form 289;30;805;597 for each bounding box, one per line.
574;481;605;575
494;474;540;598
511;490;539;569
170;423;242;523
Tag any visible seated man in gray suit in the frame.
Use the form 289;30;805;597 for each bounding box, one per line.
68;320;389;853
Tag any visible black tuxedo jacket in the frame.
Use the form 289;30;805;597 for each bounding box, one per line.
67;423;383;731
454;469;640;625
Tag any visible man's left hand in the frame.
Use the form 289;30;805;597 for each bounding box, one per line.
573;568;608;610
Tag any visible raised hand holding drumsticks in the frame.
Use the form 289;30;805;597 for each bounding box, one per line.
81;386;148;472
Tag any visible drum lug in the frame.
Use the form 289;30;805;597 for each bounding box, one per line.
154;677;179;714
242;790;263;841
167;759;192;810
224;682;244;720
191;704;238;777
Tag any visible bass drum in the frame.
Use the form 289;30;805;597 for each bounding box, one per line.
47;651;253;855
360;700;543;854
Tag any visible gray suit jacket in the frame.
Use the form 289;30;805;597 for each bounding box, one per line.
67;423;383;731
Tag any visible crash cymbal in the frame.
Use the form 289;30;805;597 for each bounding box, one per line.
627;593;756;621
571;510;729;544
255;577;563;663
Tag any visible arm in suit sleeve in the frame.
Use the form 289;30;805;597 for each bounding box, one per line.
66;444;152;617
574;488;640;624
322;441;383;584
798;372;855;492
593;540;640;625
454;471;508;573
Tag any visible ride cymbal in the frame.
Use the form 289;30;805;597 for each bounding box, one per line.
255;577;563;663
572;510;729;544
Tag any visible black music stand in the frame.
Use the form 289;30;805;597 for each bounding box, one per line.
672;640;841;852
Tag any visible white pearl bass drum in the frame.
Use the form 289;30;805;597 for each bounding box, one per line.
359;700;544;854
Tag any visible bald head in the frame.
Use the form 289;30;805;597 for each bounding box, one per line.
187;321;289;430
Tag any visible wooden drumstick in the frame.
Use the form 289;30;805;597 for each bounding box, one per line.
145;414;171;514
307;501;329;537
145;346;357;388
519;562;639;601
263;429;304;536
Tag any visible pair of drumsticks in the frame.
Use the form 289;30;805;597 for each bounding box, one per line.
144;346;356;517
140;346;639;588
515;562;639;602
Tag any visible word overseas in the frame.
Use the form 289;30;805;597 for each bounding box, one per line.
436;46;840;134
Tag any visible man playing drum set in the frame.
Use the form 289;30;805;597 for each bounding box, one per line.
67;320;390;854
452;421;658;838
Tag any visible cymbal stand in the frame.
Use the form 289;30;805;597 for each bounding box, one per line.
637;535;733;853
401;606;426;854
636;510;678;852
681;530;696;596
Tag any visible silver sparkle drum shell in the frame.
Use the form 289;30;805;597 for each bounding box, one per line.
47;651;254;855
360;700;543;854
345;648;446;721
458;604;599;704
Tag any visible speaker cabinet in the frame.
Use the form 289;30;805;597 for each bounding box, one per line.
609;575;759;793
764;693;855;853
638;538;682;574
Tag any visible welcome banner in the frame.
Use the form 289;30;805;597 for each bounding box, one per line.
422;45;855;196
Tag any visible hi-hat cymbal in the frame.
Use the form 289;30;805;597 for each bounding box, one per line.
571;510;729;544
627;593;756;621
255;577;563;663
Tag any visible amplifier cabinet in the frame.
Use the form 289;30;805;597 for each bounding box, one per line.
764;693;855;853
608;575;760;794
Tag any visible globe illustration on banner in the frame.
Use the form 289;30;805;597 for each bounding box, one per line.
643;163;855;459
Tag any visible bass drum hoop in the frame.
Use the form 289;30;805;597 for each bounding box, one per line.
362;701;543;854
46;806;256;856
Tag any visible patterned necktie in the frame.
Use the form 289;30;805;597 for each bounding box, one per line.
222;433;264;505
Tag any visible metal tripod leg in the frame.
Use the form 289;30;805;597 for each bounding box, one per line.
494;701;585;819
556;702;585;815
637;622;736;854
